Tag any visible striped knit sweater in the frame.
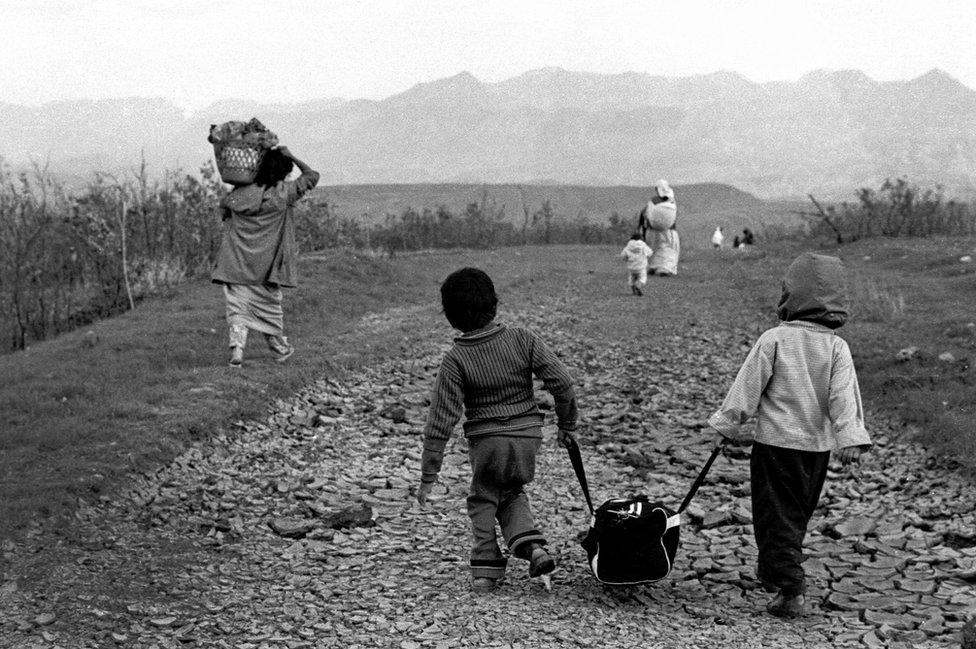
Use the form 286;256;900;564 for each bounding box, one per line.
421;322;578;483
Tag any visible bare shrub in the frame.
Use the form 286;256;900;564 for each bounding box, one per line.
821;178;976;242
0;158;225;352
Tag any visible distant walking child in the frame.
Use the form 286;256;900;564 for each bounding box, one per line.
711;226;724;249
707;252;871;618
620;233;653;295
416;268;580;592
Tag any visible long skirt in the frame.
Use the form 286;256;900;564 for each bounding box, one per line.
649;229;680;276
223;283;284;338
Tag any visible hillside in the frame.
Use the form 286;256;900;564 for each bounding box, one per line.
317;182;805;246
3;68;975;199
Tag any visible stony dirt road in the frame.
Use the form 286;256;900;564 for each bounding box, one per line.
1;258;975;649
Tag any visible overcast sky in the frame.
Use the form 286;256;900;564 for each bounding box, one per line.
2;0;975;112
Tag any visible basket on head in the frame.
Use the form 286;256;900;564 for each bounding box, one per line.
214;141;267;186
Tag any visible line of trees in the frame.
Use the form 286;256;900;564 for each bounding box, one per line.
0;160;223;352
0;164;635;353
2;163;973;354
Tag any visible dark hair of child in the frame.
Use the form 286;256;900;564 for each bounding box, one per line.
440;267;498;332
630;233;641;240
253;148;294;188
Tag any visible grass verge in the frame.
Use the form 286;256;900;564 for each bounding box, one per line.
0;249;445;540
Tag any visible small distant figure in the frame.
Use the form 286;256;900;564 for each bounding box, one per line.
711;226;724;249
733;235;742;249
620;233;653;296
742;228;755;246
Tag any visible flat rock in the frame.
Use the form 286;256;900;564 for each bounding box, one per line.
33;613;56;627
864;609;915;630
832;517;877;538
919;614;946;636
313;504;374;529
825;592;858;611
269;517;316;539
701;511;731;529
896;579;935;594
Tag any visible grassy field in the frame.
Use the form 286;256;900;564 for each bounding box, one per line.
1;236;974;541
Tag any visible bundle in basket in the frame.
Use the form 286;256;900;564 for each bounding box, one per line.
209;118;279;186
645;200;676;231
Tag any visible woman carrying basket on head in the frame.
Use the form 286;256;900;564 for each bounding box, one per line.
211;137;320;367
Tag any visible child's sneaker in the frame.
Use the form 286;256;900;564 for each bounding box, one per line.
766;593;806;618
471;577;498;593
264;334;294;363
528;544;555;578
229;346;244;367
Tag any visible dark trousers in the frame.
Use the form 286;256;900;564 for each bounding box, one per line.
466;435;546;579
751;441;830;597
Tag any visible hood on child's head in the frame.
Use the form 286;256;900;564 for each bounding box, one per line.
776;252;849;329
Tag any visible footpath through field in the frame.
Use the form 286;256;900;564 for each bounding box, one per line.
1;246;974;648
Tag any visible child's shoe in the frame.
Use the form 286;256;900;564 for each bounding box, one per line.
766;593;806;618
471;577;498;593
527;543;555;578
264;334;294;363
229;346;244;367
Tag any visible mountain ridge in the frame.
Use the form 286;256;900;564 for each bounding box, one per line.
1;67;974;200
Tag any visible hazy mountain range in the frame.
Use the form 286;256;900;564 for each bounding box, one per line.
2;67;975;200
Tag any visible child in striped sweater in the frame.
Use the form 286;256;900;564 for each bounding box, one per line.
416;267;580;592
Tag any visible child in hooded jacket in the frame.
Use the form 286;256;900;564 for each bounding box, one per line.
620;233;653;295
708;252;871;618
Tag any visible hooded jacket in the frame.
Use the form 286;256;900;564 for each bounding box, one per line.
777;252;849;328
620;238;653;271
708;253;870;451
211;169;320;288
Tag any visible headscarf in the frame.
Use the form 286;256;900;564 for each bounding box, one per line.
655;179;675;202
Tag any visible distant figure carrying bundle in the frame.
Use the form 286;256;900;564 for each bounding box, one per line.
620;233;653;296
647;179;681;277
211;140;320;367
734;228;755;250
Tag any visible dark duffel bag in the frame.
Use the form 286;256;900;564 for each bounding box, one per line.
564;434;724;586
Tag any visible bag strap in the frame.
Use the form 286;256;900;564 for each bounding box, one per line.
565;433;726;516
563;433;594;515
678;440;726;513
